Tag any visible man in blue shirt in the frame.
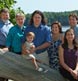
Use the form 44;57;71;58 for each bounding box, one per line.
69;13;78;44
0;8;13;81
0;8;13;48
22;10;51;65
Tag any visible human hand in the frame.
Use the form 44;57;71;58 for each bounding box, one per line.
25;50;30;54
30;45;35;53
0;48;6;54
70;70;78;80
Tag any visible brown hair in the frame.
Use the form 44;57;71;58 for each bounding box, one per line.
51;21;62;33
0;8;9;14
62;29;77;50
69;13;78;20
29;10;46;25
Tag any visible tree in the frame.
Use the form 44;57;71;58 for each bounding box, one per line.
0;0;26;24
0;0;19;24
0;0;17;9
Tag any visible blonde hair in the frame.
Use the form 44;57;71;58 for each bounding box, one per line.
26;32;35;38
15;12;25;18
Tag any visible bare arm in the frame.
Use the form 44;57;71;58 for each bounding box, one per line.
0;47;9;53
2;48;9;51
36;42;50;50
58;45;73;73
59;45;78;79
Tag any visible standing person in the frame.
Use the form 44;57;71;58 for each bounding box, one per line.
22;32;43;71
0;8;13;81
2;12;26;54
59;29;78;81
22;10;51;65
47;21;64;70
69;13;78;41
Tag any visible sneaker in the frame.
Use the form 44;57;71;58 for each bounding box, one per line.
37;67;48;73
37;67;43;72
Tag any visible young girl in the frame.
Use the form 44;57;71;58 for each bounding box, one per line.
59;29;78;81
22;32;43;71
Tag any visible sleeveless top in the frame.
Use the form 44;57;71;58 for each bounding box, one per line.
25;41;34;50
63;48;77;69
47;34;62;70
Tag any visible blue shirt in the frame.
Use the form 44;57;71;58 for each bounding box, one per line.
0;19;13;46
22;24;51;54
6;25;26;53
73;25;78;39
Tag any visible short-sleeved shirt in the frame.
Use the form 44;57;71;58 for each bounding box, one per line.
6;24;26;53
0;19;13;46
71;25;78;39
25;41;34;50
24;41;36;59
22;24;51;54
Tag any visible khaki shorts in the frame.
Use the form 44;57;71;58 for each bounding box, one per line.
34;51;49;65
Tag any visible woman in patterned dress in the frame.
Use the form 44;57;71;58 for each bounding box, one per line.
47;21;64;70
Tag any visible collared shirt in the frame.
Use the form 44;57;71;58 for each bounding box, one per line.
0;19;13;46
6;25;26;53
22;24;51;54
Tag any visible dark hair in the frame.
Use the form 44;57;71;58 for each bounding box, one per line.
62;29;77;50
69;13;78;20
51;21;62;33
0;8;9;14
29;10;46;25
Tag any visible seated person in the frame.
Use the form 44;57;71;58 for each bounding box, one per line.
59;29;78;81
22;32;43;72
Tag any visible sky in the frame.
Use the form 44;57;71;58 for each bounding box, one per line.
14;0;78;14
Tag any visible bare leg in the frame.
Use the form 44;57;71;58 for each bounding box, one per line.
31;58;39;70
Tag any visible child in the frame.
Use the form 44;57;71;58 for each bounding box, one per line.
59;29;78;81
22;32;43;71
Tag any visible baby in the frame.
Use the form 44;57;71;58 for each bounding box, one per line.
22;32;43;71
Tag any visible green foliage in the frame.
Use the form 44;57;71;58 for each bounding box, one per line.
0;0;17;24
0;0;78;26
10;9;16;24
0;0;26;25
10;7;25;25
0;0;17;9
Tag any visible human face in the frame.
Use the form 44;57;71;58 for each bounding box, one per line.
26;36;34;43
52;24;60;34
33;13;42;27
1;12;9;22
69;16;77;27
16;16;25;27
66;30;75;42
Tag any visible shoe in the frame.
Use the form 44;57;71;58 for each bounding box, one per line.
37;67;43;72
37;67;48;73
